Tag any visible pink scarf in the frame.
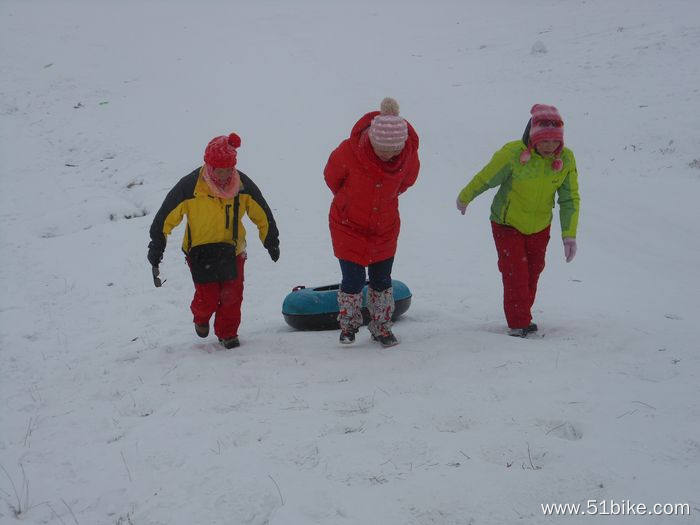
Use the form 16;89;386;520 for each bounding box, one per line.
202;165;241;199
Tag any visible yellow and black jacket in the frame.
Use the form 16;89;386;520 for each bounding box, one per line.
148;167;279;282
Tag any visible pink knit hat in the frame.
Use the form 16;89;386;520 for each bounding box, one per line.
368;98;408;151
519;104;565;171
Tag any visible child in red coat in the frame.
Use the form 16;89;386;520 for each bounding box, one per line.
324;98;420;347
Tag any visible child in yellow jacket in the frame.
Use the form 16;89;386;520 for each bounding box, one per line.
148;133;280;348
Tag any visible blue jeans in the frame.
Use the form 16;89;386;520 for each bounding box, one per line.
339;257;394;294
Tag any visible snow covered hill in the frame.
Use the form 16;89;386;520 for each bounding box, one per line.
1;1;699;524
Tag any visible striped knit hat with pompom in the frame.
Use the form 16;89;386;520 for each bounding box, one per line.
519;104;564;172
368;97;408;151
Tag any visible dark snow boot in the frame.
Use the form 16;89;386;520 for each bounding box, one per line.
371;331;399;348
339;328;358;344
526;322;538;333
508;327;528;338
218;336;240;349
195;323;209;338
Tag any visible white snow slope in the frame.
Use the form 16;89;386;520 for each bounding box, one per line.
1;1;699;524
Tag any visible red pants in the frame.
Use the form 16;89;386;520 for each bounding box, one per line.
190;253;246;339
491;222;550;329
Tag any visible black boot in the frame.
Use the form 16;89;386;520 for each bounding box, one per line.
508;327;528;338
339;329;357;344
526;322;538;333
218;336;240;349
195;323;209;338
371;331;399;348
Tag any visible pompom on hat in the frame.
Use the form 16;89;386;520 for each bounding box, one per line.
368;97;408;151
204;133;241;169
519;104;564;171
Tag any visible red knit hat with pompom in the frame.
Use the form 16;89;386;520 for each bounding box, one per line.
204;133;241;168
519;104;564;171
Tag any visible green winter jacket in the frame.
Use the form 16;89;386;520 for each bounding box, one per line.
457;141;580;237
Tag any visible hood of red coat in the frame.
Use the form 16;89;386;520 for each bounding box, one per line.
348;111;419;169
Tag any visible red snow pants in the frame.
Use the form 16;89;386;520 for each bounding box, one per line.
190;253;246;339
491;222;550;329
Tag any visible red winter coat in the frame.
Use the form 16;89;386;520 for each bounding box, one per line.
324;111;420;266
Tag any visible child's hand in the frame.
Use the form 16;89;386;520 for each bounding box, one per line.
456;198;468;215
151;265;165;287
563;237;577;262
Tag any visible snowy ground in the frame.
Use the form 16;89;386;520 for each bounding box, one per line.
1;1;699;524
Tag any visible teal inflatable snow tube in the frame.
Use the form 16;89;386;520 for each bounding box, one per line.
282;280;412;330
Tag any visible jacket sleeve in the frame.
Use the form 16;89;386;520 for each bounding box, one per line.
398;153;420;195
557;155;580;238
240;173;279;250
324;145;348;195
457;144;514;204
148;172;196;255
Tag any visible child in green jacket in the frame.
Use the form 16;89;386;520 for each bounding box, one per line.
456;104;580;337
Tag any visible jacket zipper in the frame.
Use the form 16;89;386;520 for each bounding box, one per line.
533;160;546;231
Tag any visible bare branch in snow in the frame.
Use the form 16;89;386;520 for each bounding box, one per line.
120;451;133;482
269;475;284;506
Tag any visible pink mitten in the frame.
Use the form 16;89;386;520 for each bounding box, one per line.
456;198;468;215
563;237;577;262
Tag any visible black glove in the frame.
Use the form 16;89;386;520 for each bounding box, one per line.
147;246;163;267
151;265;164;287
268;246;280;262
